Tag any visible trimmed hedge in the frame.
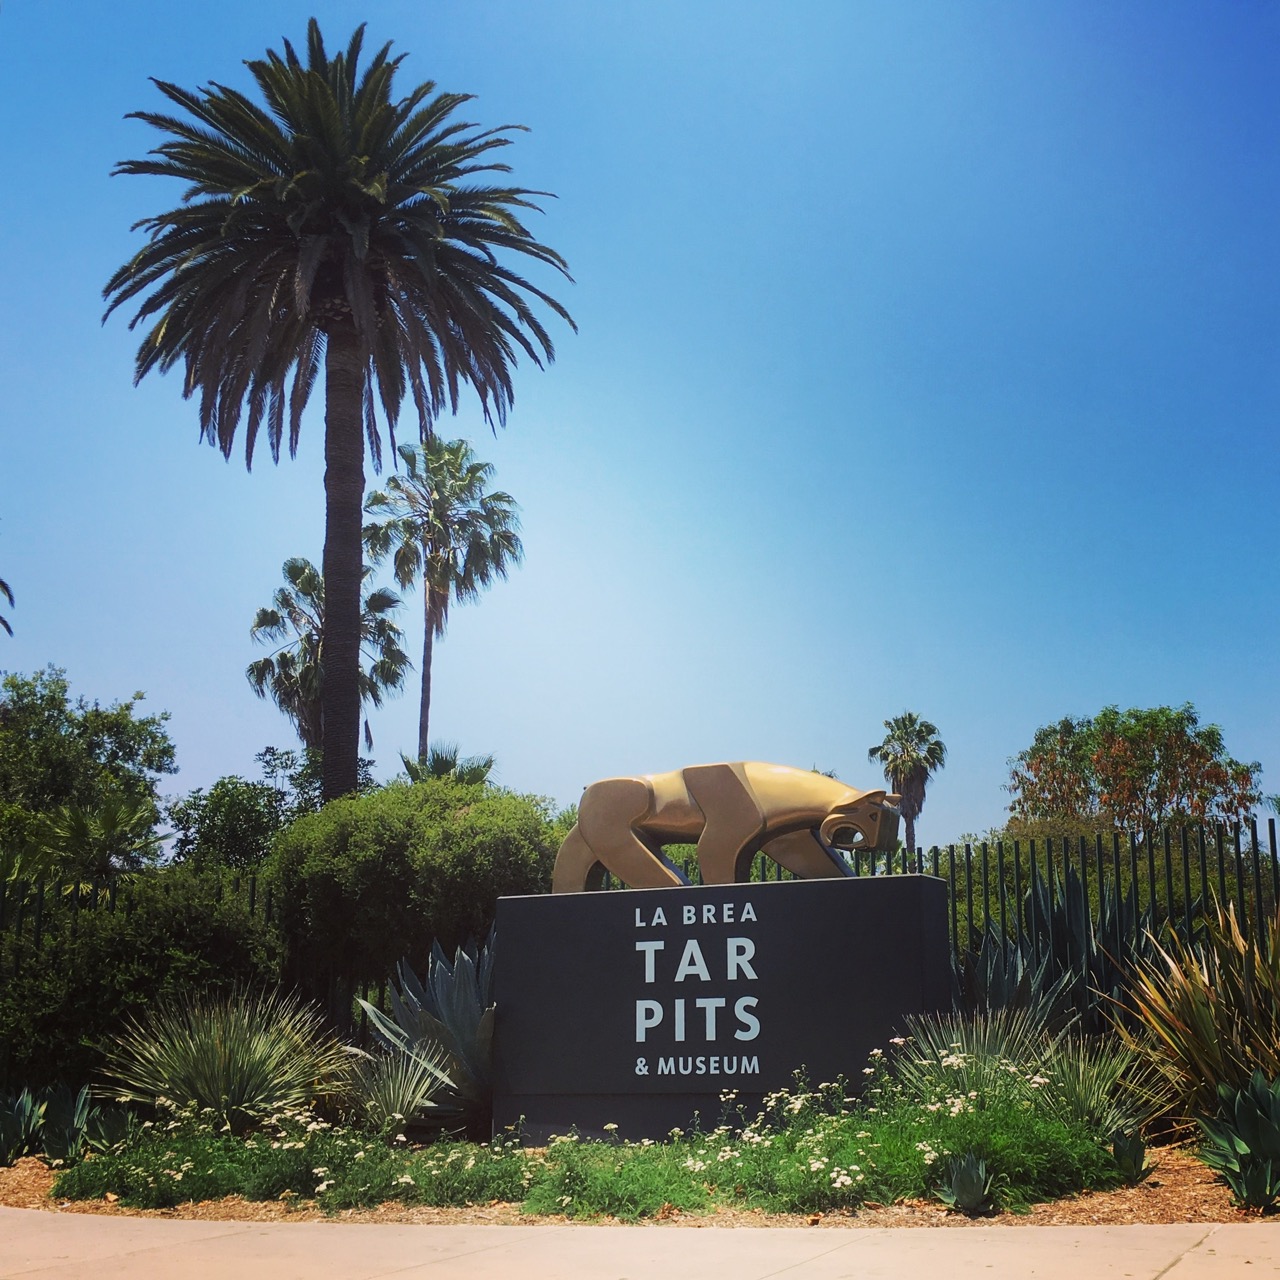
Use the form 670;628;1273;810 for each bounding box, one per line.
270;779;556;994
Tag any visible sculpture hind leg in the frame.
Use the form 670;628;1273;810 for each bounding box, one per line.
564;776;686;892
551;824;609;893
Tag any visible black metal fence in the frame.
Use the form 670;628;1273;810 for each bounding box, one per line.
4;815;1278;974
610;816;1280;963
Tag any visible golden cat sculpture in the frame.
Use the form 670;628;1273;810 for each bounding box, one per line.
552;762;901;893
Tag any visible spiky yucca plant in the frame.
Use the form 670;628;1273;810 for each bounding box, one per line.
1120;900;1280;1120
895;1004;1060;1108
104;989;352;1132
351;1043;455;1138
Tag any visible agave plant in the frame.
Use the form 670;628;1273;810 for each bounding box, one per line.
359;931;495;1136
0;1089;45;1166
37;1085;94;1163
935;1152;1000;1215
104;988;353;1133
1198;1072;1280;1211
1112;1130;1156;1186
1021;866;1157;1034
953;924;1073;1021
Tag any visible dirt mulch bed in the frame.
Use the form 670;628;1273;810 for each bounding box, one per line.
0;1146;1259;1228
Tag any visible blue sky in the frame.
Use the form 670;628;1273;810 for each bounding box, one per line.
0;1;1276;843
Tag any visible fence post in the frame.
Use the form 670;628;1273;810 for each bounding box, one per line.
1215;822;1228;908
1012;840;1024;959
996;839;1008;968
1270;818;1279;927
1250;818;1266;960
1233;823;1249;941
948;845;958;962
964;843;975;950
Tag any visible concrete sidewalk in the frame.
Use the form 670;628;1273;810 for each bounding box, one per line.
1;1208;1277;1279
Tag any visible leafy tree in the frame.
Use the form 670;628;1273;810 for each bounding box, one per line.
1007;704;1262;830
168;776;286;871
867;712;947;853
0;668;176;859
0;575;13;637
247;557;411;751
365;439;523;758
253;745;376;820
104;20;573;801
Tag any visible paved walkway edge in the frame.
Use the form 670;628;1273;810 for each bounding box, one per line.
2;1208;1278;1279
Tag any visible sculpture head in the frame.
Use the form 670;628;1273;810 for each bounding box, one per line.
818;789;902;853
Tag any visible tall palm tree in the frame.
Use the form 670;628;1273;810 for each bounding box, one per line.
867;712;947;854
104;21;573;800
247;557;411;752
364;439;523;758
0;576;12;637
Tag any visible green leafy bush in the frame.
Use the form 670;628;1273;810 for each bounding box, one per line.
103;989;352;1133
0;866;280;1089
167;777;286;870
271;779;555;992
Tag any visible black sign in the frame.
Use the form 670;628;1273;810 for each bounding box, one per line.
493;876;950;1141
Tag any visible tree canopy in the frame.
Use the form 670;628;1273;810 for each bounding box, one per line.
1007;704;1262;830
0;667;177;868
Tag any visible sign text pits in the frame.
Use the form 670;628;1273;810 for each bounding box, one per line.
492;876;951;1142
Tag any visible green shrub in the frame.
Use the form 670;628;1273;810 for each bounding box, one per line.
524;1136;710;1220
1122;899;1280;1119
103;989;352;1133
0;866;280;1090
271;779;555;992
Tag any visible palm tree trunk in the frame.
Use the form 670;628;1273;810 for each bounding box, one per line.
320;322;365;802
904;814;916;858
418;591;438;761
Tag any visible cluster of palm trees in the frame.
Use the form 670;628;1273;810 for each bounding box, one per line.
101;20;952;826
245;437;522;761
104;20;573;799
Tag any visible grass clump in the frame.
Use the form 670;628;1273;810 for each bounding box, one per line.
103;989;352;1134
